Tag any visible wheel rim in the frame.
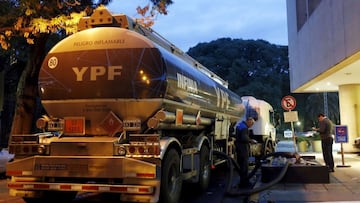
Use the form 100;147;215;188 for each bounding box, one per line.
202;164;210;180
169;164;181;194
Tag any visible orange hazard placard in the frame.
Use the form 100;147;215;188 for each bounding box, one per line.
175;109;183;125
64;117;85;135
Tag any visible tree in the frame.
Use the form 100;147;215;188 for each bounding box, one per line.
304;92;339;127
187;38;290;111
187;38;341;134
0;0;173;147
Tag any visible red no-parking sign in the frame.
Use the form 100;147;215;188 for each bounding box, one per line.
281;95;296;111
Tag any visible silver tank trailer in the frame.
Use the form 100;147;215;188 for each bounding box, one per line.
39;26;244;135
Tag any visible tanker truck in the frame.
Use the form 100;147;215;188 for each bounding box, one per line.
6;7;275;203
241;96;278;159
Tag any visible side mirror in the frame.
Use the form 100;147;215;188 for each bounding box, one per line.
274;113;281;128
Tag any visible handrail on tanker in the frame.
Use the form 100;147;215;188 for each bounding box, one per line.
77;6;229;88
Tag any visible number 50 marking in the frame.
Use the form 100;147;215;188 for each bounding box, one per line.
48;56;58;69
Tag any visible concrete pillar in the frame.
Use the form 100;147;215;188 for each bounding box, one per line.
338;84;360;152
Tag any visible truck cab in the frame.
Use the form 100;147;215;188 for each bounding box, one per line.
241;96;278;157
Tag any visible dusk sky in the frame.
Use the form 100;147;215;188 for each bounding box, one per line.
108;0;288;51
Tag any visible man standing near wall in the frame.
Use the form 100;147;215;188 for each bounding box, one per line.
314;113;335;172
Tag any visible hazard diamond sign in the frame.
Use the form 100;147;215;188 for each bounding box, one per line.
281;95;296;111
100;111;123;136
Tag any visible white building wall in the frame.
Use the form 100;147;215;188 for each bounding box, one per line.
287;0;360;151
287;0;360;92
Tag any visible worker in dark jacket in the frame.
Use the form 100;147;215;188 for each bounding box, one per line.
313;113;335;172
235;117;256;187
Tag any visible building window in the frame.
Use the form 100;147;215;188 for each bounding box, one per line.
296;0;322;31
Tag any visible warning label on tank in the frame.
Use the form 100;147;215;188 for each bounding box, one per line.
100;111;123;136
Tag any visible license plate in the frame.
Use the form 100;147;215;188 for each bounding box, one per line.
123;119;141;131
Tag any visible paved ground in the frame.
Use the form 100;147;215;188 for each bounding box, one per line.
1;141;360;203
250;141;360;203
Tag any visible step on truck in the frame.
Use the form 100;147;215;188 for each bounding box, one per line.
6;6;276;203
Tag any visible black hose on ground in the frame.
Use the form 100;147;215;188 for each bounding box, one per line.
212;151;299;196
226;160;289;196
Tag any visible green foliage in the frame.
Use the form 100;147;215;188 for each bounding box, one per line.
187;38;340;132
311;132;321;140
187;38;290;111
295;136;308;143
295;136;311;148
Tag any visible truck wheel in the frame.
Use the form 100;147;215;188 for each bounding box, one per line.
197;145;211;192
160;149;182;203
264;141;275;155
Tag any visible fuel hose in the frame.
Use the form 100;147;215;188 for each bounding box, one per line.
212;151;298;196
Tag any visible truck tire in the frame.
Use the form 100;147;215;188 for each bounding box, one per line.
197;145;211;192
264;140;275;155
160;149;182;203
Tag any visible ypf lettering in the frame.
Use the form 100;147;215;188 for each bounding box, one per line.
72;66;123;81
214;86;230;109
